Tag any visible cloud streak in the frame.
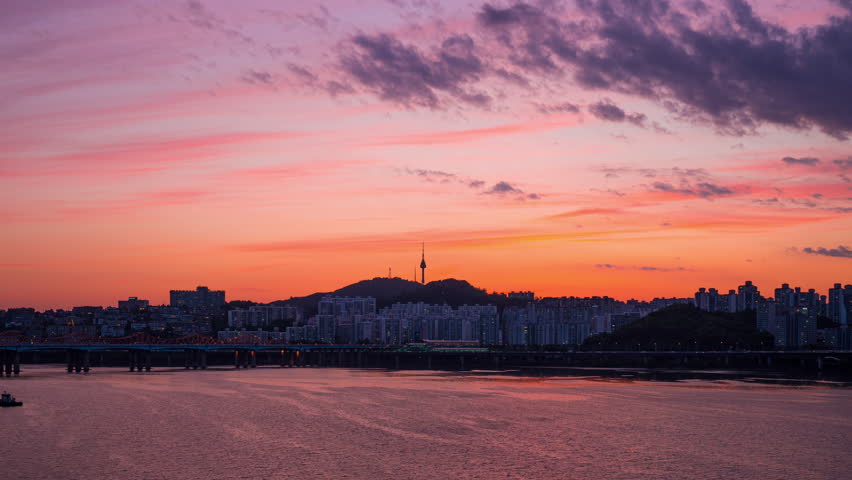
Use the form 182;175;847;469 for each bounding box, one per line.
801;245;852;258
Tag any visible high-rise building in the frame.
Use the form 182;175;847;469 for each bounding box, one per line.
828;283;848;326
170;286;225;310
774;284;795;310
737;281;760;311
722;290;738;313
118;297;149;312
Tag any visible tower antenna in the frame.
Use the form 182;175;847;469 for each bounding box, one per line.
419;242;427;285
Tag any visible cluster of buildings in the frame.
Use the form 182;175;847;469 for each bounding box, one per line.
501;297;688;346
0;286;226;339
2;278;851;350
221;296;500;345
694;281;852;349
221;294;690;346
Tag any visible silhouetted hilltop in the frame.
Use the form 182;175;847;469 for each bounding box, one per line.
273;277;518;315
581;304;773;351
335;277;423;302
394;278;494;307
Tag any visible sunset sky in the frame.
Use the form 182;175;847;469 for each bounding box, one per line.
2;0;851;310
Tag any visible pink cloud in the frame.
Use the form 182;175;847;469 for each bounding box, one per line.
363;116;581;146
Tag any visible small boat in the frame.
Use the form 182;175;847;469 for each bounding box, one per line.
1;391;22;407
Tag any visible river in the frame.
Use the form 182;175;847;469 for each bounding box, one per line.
3;366;850;479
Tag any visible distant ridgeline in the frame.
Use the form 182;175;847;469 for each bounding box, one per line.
581;304;774;351
271;278;529;316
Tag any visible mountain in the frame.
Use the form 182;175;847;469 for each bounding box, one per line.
273;277;521;315
580;303;773;351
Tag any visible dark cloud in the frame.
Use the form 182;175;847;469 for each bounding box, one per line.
600;166;707;180
834;158;852;170
640;266;686;272
183;0;253;44
781;156;820;166
474;0;852;137
588;100;647;127
242;70;275;85
320;1;852;137
406;168;457;182
325;80;355;97
403;169;540;199
287;63;318;83
651;181;734;198
484;181;523;195
482;181;542;200
595;264;686;272
789;198;818;208
832;0;852;12
671;167;709;179
801;245;852;258
535;101;580;114
295;5;336;31
494;68;529;86
339;33;488;108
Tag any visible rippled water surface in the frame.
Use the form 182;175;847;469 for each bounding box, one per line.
4;366;851;479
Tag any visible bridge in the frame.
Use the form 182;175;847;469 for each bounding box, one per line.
1;344;850;376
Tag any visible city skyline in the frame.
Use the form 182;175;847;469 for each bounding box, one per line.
1;240;850;310
3;0;852;310
3;276;849;312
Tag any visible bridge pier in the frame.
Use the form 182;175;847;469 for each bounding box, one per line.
459;355;465;371
427;355;432;370
128;351;136;372
83;351;90;373
67;351;73;373
200;351;207;369
12;351;20;376
185;350;192;369
145;351;152;372
250;350;257;368
394;354;400;370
